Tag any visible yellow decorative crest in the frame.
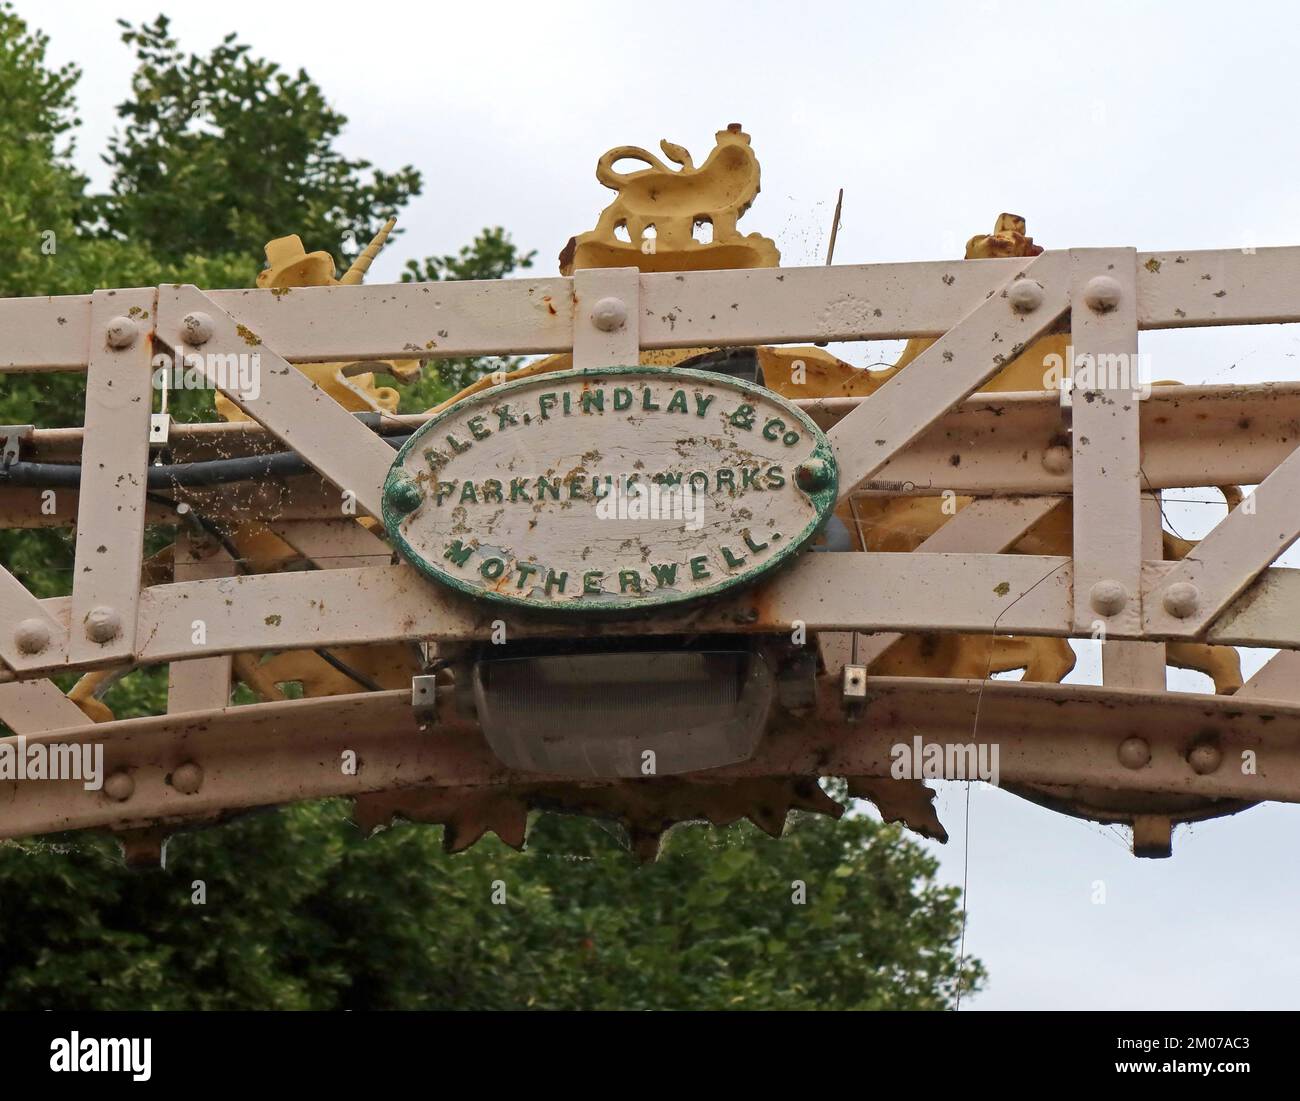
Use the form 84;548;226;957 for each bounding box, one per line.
559;123;779;274
218;217;419;422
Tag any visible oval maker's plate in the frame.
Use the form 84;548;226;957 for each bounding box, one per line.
382;365;838;613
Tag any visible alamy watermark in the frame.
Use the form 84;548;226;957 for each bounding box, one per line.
890;736;1000;786
0;737;103;790
50;1032;151;1081
1043;345;1153;401
151;350;261;401
594;475;706;531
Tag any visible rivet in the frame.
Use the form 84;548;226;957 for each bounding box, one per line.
84;606;122;644
105;316;139;349
1084;275;1122;313
1162;581;1199;619
1117;736;1151;770
1008;279;1045;313
14;618;51;655
171;761;204;794
795;458;831;493
1089;579;1128;617
181;312;214;346
591;296;628;333
1041;444;1071;475
1188;743;1222;775
104;771;135;801
384;475;424;516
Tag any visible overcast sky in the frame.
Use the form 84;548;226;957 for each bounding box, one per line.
18;0;1300;1009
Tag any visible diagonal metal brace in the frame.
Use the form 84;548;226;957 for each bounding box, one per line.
155;286;397;520
828;251;1069;503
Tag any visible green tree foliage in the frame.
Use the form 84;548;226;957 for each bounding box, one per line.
0;4;982;1009
0;801;981;1010
0;2;85;298
0;2;156;299
96;16;420;280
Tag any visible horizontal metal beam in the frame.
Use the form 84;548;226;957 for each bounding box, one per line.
10;385;1300;519
98;553;1075;666
4;553;1299;680
3;674;1297;841
830;494;1067;671
0;294;92;372
4;246;1299;375
3;553;1299;680
831;382;1300;497
1137;246;1300;329
198;278;578;362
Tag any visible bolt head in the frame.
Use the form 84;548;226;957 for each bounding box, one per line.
1089;579;1129;617
1162;581;1199;619
104;771;135;801
14;618;51;655
1041;444;1071;475
795;458;832;493
1188;742;1222;775
1084;275;1122;313
1008;279;1045;313
591;296;628;333
181;311;214;346
170;761;204;794
84;605;121;644
105;316;139;349
1117;736;1151;770
385;476;424;516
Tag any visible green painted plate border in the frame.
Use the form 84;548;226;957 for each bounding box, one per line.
381;364;839;615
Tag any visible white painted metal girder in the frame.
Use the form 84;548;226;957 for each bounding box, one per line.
7;247;1300;377
155;285;396;520
823;494;1066;673
3;675;1298;841
828;251;1069;502
0;680;91;732
1144;445;1300;638
1069;250;1143;637
68;288;156;665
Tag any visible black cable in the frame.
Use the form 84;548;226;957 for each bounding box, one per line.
2;352;768;492
0;433;414;490
312;648;384;693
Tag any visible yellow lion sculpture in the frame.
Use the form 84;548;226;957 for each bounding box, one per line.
560;123;780;273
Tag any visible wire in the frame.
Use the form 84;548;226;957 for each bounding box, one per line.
0;433;413;490
313;648;384;693
955;557;1071;1011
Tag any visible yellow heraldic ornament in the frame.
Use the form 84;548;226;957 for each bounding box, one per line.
214;217;421;422
559;123;780;274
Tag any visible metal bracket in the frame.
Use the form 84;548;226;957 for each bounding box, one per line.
842;663;868;719
411;674;439;719
0;424;33;467
149;412;172;446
